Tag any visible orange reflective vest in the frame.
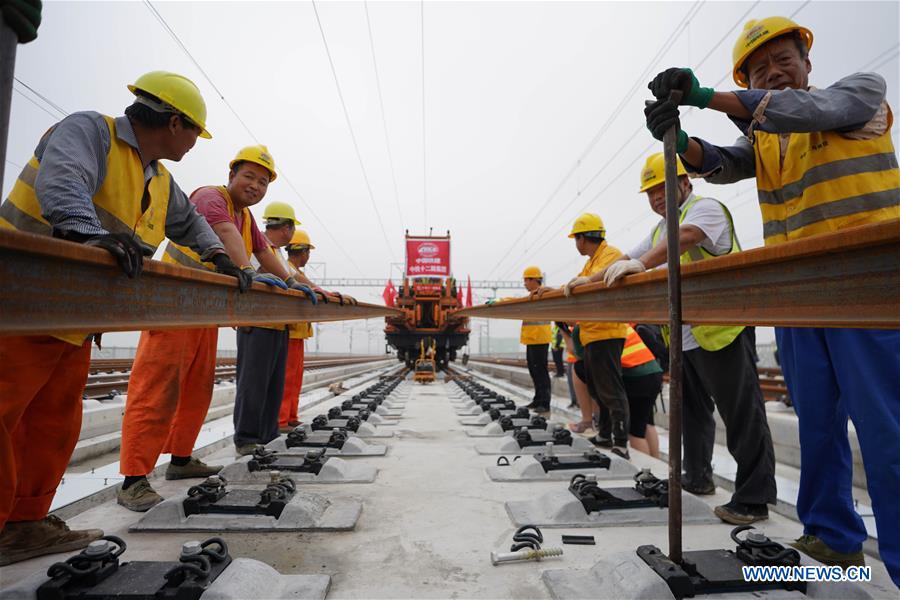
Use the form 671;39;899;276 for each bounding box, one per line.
621;326;655;368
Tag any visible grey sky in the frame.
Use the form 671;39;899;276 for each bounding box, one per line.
6;0;899;350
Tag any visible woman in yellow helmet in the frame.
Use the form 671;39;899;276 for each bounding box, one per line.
646;17;900;580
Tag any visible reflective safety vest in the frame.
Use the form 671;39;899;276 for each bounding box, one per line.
621;325;655;368
289;267;314;340
576;242;628;344
162;186;252;271
752;108;900;246
521;321;552;345
651;195;744;352
0;114;171;346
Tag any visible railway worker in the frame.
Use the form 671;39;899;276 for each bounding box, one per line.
550;324;566;378
604;153;776;525
278;229;317;432
557;214;631;460
644;16;900;579
0;71;249;563
520;266;553;413
116;147;314;512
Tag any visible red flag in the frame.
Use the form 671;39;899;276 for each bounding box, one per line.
382;280;397;307
466;276;473;308
457;285;463;303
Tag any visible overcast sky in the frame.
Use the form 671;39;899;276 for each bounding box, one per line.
6;0;898;351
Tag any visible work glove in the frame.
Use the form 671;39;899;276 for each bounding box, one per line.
84;233;148;279
331;292;357;306
644;99;689;153
649;68;713;108
1;0;42;44
241;266;288;289
211;253;252;292
563;276;591;297
312;287;329;303
285;277;317;305
484;298;497;306
603;258;646;286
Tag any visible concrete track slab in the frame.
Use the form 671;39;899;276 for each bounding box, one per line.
219;455;378;484
505;488;718;528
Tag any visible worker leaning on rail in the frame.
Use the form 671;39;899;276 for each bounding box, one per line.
551;214;631;459
0;71;249;564
278;229;318;432
605;153;777;526
520;266;553;414
645;16;900;581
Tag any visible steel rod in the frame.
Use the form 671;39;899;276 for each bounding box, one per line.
0;16;18;191
0;229;401;335
456;219;900;329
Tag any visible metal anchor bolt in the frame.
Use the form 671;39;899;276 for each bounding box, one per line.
84;540;110;557
491;547;563;566
181;541;203;557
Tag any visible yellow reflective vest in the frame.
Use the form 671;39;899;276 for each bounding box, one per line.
576;242;628;345
1;115;171;345
520;321;552;345
651;195;744;352
753;109;900;246
289;267;314;340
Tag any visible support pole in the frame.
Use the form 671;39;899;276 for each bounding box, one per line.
0;15;18;191
663;90;684;564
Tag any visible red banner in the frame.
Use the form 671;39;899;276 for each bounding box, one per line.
406;237;450;277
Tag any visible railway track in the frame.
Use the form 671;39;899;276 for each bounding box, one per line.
83;355;388;399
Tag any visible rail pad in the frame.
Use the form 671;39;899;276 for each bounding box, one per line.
266;435;388;456
219;454;378;484
475;436;594;455
486;452;638;481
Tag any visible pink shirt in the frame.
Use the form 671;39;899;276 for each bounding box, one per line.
190;186;270;253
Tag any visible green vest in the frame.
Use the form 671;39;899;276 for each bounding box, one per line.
652;195;745;352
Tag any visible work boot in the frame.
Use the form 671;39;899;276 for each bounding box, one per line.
610;446;630;460
235;443;258;457
534;405;551;415
789;535;866;569
714;500;768;525
165;457;222;481
0;515;103;566
683;481;717;496
116;479;163;512
588;434;613;448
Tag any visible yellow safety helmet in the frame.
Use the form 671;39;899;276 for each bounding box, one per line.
262;201;300;224
522;266;543;279
230;145;277;181
127;71;211;139
568;213;605;238
287;229;315;250
639;152;687;193
732;17;813;88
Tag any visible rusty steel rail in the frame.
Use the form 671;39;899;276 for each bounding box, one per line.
0;229;402;336
457;220;900;328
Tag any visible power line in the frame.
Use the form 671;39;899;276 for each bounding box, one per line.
486;0;705;278
420;0;427;231
141;0;363;273
13;85;66;120
311;0;396;262
13;78;68;118
364;1;405;233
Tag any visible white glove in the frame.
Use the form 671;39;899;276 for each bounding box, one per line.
563;276;592;297
603;258;646;286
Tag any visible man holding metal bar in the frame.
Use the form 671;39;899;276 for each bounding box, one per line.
646;16;900;583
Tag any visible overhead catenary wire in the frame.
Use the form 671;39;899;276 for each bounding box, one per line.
420;0;427;231
12;85;66;121
311;0;397;262
13;78;69;118
364;1;405;234
141;0;363;273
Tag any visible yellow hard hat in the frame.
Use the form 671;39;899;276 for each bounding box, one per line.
639;152;687;193
127;71;211;139
262;201;299;224
230;145;277;181
568;213;605;238
288;229;315;250
522;266;542;279
732;17;813;88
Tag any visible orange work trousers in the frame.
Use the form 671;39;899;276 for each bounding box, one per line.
119;328;218;476
278;339;305;427
0;336;91;529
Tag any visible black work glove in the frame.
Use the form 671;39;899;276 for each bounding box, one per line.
211;252;252;293
81;233;146;279
1;0;42;44
644;99;689;153
314;289;329;304
648;68;713;108
285;277;317;305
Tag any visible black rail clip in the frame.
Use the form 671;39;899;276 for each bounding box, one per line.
37;536;232;600
515;427;573;448
183;475;295;519
568;471;667;513
286;428;347;449
247;447;329;475
536;450;611;473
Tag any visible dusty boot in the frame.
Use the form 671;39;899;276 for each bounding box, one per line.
0;515;103;566
790;535;865;569
165;458;222;480
116;479;163;512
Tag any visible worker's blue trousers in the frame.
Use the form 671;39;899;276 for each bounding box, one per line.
776;327;900;586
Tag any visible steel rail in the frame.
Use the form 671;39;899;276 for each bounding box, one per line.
456;219;900;328
0;229;402;336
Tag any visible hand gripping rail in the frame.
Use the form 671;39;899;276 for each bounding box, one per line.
0;229;402;336
456;219;900;329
